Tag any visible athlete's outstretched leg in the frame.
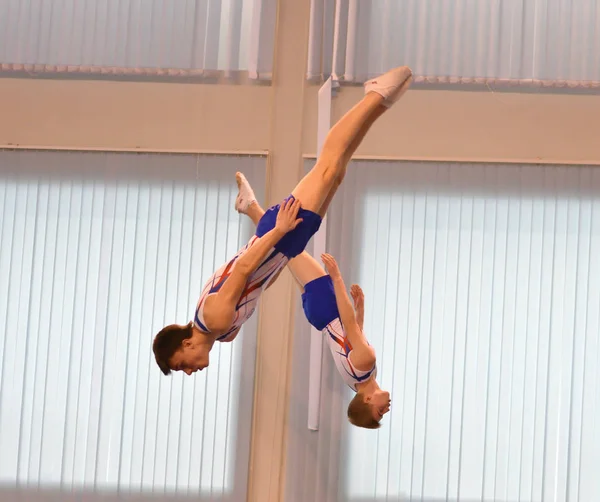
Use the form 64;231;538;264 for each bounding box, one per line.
287;252;327;290
315;103;390;217
292;66;412;217
235;98;386;229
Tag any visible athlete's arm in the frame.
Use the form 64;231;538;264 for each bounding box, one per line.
350;284;365;331
321;254;375;370
203;199;302;334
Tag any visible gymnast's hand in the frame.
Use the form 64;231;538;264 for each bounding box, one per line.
321;253;342;280
275;197;303;234
350;284;364;311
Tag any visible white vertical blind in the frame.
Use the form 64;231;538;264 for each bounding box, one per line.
0;150;266;500
287;159;600;502
350;160;600;501
0;0;276;79
308;0;600;89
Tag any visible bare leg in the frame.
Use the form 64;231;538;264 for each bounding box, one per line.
292;66;412;217
316;104;388;217
245;201;264;226
287;252;327;290
291;93;383;216
341;103;389;170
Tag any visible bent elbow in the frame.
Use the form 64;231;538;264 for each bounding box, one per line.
363;352;376;369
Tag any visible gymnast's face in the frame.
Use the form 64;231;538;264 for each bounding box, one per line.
169;334;210;375
367;389;391;421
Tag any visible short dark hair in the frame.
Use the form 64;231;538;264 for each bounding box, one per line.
152;322;194;375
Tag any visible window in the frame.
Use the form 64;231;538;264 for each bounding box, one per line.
0;150;266;500
0;0;276;81
343;161;600;501
308;0;600;89
286;159;600;502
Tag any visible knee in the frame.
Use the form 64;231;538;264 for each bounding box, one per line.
331;172;343;188
323;164;344;189
317;153;343;184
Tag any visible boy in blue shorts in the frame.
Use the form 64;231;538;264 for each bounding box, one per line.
292;253;390;429
153;66;413;376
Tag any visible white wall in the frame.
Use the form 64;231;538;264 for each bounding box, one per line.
302;86;600;164
0;79;270;152
4;79;600;164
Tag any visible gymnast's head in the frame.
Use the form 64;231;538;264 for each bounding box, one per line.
347;387;391;429
152;322;210;375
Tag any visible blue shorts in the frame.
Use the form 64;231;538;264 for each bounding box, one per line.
301;275;339;331
255;195;322;258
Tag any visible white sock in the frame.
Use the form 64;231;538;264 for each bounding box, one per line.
235;172;257;214
364;66;413;107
